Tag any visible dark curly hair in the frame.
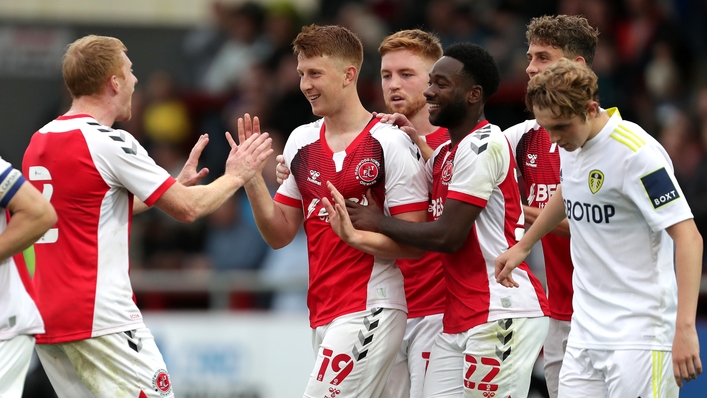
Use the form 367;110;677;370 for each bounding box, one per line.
526;15;599;67
443;43;500;102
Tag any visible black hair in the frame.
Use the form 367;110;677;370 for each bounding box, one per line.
443;43;500;102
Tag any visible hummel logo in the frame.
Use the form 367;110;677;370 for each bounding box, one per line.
525;153;538;167
307;170;322;186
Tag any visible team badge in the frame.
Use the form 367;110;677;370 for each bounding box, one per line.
355;158;380;186
588;169;604;194
441;159;454;185
151;369;172;396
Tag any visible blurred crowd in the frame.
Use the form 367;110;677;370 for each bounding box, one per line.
112;0;707;311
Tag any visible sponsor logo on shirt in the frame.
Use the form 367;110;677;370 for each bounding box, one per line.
355;158;380;186
640;167;680;209
525;153;538;167
588;169;604;194
564;199;615;224
527;183;557;207
307;170;322;186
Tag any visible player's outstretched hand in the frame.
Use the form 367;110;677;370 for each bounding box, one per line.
495;245;531;288
346;189;384;233
225;117;273;183
177;133;210;186
672;324;702;387
322;181;359;244
275;155;290;184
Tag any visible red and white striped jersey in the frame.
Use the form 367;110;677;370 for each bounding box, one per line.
275;118;429;328
429;121;548;334
504;120;573;321
23;114;175;344
397;127;449;319
0;158;44;341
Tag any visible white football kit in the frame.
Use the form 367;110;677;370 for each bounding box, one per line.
557;108;690;397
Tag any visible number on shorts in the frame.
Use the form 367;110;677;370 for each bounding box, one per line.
317;348;354;386
464;355;500;392
28;166;58;243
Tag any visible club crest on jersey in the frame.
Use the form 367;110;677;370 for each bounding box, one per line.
151;369;172;396
588;169;604;194
441;159;454;185
355;158;380;186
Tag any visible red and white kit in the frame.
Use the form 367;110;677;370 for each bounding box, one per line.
423;120;549;397
23;114;175;398
0;158;44;398
275;117;428;397
504;119;573;398
386;127;448;398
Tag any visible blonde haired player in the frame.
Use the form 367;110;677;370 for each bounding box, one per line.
497;59;702;397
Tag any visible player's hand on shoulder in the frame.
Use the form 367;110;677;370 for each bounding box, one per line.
672;324;702;387
346;189;384;233
177;133;210;186
374;112;414;130
275;154;290;185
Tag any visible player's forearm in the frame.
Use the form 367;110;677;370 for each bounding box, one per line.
133;198;149;215
516;186;567;251
173;176;242;222
0;199;55;262
348;230;424;259
415;138;433;162
377;216;459;253
523;205;570;238
244;175;298;248
670;220;703;328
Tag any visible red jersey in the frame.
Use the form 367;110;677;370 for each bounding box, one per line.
23;114;175;344
504;120;573;321
397;127;449;318
275;118;429;328
429;121;548;334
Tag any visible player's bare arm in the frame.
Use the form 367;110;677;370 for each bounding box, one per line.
0;182;56;262
133;133;211;215
376;112;434;161
153;129;273;223
235;113;303;248
322;182;424;259
666;218;703;387
496;185;567;287
523;205;570;238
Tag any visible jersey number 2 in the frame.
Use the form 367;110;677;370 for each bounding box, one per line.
29;166;58;243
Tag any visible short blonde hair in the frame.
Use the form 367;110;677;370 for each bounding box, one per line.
63;35;127;98
292;24;363;71
378;29;442;62
525;58;600;120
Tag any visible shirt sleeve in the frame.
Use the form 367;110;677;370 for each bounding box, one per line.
447;128;509;208
503;120;537;158
0;158;26;209
381;128;429;215
88;129;175;206
623;141;693;232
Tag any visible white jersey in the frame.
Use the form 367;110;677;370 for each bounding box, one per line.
559;108;692;350
23;114;175;344
0;158;44;341
274;118;428;328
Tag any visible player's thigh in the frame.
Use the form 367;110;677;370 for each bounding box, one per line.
304;308;406;398
0;335;35;398
462;316;548;398
422;332;464;398
604;350;678;398
557;346;606;398
35;343;95;398
406;313;443;398
543;318;570;398
53;328;173;398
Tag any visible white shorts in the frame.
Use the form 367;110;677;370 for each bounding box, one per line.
558;346;678;398
543;318;571;398
304;308;406;398
385;313;443;398
423;316;549;398
35;328;174;398
0;334;35;398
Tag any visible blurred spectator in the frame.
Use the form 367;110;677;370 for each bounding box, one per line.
142;70;192;146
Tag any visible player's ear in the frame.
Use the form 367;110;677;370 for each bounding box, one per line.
343;65;358;87
467;84;482;104
586;101;600;119
108;75;120;94
573;55;587;68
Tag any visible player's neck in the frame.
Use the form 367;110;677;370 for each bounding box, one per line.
586;110;611;143
66;96;117;127
406;106;438;136
448;111;486;146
